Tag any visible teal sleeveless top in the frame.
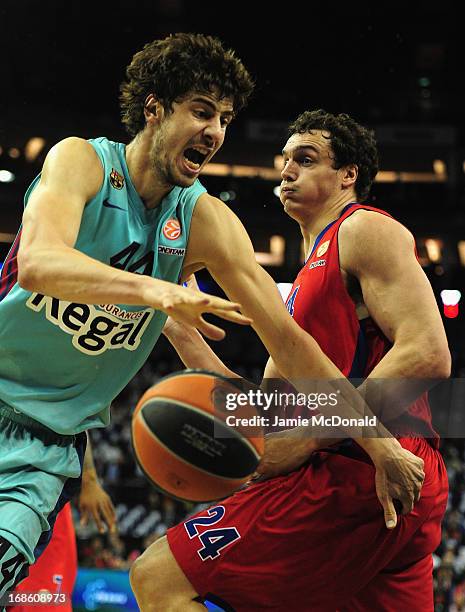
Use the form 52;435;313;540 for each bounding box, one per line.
0;137;206;434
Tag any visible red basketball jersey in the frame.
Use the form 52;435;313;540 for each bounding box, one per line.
285;202;438;444
10;504;77;612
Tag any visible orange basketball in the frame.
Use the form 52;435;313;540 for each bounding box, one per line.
131;369;265;502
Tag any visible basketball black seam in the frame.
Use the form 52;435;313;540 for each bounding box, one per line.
136;412;252;481
141;395;261;459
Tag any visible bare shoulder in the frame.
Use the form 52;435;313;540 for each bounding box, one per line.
190;192;248;245
185;192;254;272
46;136;101;167
339;209;415;273
41;137;103;199
340;208;414;244
192;192;241;224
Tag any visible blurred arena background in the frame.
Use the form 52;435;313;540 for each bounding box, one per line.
1;1;464;609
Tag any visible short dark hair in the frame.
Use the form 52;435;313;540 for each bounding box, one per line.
288;110;379;201
120;33;255;137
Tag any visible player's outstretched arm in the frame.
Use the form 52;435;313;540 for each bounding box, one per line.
16;138;251;339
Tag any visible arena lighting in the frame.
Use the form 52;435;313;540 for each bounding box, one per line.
25;137;46;162
203;163;278;180
273;185;281;197
458;241;465;267
274;155;284;170
0;233;15;242
375;171;446;183
8;147;20;159
418;76;431;87
424;239;442;263
203;164;447;183
433;159;447;177
440;290;461;319
219;190;236;202
255;235;285;266
0;170;15;183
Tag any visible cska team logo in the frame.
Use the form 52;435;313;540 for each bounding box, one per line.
316;240;330;258
162;218;182;240
109;168;125;190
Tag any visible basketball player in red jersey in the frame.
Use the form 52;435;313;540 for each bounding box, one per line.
9;436;116;612
131;110;451;611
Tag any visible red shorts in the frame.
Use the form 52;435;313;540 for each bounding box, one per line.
10;504;77;612
167;437;448;611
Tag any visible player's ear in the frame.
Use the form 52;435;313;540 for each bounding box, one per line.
341;164;358;190
144;94;165;124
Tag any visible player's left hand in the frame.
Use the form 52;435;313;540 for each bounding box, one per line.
251;428;315;482
366;438;425;529
78;479;117;534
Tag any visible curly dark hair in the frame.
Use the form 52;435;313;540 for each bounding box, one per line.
120;33;255;137
288;110;379;201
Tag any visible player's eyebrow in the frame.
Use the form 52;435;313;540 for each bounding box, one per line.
282;144;320;157
191;96;235;119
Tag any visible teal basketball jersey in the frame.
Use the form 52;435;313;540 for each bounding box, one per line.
0;137;206;434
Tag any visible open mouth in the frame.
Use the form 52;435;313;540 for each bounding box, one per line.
183;147;209;171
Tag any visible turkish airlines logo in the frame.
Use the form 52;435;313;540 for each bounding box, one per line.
163;218;181;240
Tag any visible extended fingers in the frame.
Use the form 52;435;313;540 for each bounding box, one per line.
206;296;252;323
375;472;398;529
92;506;106;533
79;507;89;527
198;319;226;341
212;308;253;325
101;499;117;533
383;496;398;529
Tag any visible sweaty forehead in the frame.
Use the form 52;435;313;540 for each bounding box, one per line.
283;130;332;155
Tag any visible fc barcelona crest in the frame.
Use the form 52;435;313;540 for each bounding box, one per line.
109;168;125;190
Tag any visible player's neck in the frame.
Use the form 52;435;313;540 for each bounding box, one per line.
125;135;173;209
300;196;356;259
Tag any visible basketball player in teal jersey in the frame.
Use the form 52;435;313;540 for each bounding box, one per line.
0;34;426;605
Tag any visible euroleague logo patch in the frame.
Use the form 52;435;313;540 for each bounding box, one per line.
163;218;182;240
109;168;125;190
316;240;330;257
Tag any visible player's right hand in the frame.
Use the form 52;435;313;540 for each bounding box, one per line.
251;428;316;482
79;479;117;534
149;281;253;341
